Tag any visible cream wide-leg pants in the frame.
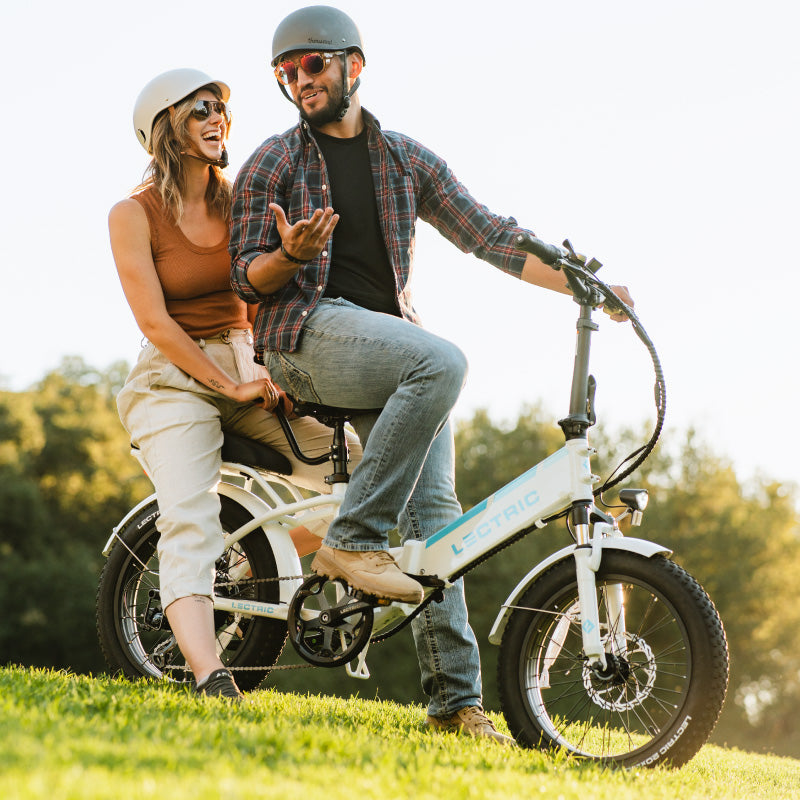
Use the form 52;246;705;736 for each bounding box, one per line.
116;330;361;609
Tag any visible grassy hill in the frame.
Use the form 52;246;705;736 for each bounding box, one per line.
2;665;799;800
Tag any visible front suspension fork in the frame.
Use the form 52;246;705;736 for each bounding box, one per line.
572;505;628;670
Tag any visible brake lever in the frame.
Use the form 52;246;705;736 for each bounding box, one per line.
561;239;584;264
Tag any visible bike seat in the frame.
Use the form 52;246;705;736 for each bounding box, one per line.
220;433;292;475
291;398;382;427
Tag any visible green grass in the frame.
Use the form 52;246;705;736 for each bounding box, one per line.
2;665;799;800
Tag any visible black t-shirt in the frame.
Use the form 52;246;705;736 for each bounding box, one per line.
314;127;399;315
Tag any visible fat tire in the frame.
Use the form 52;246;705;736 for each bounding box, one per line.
96;495;287;691
497;552;728;767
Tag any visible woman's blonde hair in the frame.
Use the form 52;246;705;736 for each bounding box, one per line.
133;84;231;223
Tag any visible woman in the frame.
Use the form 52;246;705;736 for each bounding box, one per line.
109;69;359;700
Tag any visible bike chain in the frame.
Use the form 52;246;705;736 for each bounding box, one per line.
213;517;559;674
214;573;310;588
213;572;320;672
212;570;440;672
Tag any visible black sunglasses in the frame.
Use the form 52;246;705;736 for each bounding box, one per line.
190;99;231;124
274;51;344;85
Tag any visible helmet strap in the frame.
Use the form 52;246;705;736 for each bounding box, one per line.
278;82;294;104
181;147;229;169
335;75;360;122
334;52;360;122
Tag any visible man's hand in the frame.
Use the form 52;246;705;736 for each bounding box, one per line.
269;203;339;263
243;205;340;295
603;285;634;322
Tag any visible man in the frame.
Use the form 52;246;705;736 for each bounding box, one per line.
230;5;632;743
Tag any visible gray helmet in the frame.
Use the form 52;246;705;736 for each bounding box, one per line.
271;5;364;123
271;5;365;66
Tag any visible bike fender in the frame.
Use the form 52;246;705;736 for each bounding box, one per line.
216;482;304;604
102;493;158;556
487;537;673;646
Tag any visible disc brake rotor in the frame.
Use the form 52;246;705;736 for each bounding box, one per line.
582;633;656;711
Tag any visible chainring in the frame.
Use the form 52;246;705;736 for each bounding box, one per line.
287;574;375;668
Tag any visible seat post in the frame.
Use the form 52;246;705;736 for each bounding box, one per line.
326;418;351;485
276;401;381;484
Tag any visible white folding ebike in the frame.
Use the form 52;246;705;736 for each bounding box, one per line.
96;235;729;768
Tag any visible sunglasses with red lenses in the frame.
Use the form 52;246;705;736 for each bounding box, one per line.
190;99;231;124
274;51;344;85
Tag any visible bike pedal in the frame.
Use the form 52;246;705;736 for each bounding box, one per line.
353;589;390;607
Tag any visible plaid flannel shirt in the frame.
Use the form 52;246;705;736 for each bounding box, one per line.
230;108;531;357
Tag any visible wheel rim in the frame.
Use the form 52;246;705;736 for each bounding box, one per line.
520;575;692;760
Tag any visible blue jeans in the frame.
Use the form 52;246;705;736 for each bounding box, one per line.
265;299;482;716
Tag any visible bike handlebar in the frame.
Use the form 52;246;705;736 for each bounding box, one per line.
515;233;601;307
514;232;565;266
515;232;627;315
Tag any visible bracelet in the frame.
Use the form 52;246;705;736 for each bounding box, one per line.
280;243;311;265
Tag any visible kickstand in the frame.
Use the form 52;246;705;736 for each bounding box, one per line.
345;642;371;680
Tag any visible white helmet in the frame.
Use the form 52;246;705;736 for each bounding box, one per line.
133;68;231;153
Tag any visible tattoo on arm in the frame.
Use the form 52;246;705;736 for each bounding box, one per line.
208;378;225;390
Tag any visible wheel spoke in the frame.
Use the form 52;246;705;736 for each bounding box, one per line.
98;496;289;689
498;553;728;766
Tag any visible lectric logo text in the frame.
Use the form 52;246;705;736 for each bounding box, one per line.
451;491;540;555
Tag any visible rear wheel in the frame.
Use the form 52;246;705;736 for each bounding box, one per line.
497;552;728;767
96;494;287;691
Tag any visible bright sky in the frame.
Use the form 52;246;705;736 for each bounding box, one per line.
2;1;798;485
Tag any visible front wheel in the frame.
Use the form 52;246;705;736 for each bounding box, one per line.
497;552;729;767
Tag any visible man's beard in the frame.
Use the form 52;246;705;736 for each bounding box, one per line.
298;81;344;127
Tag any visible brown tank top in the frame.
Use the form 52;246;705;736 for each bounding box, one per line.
133;186;249;338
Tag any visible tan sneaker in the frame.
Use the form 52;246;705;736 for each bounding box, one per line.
426;706;516;746
311;545;423;603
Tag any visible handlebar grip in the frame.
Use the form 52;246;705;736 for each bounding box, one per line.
514;233;565;266
602;294;625;315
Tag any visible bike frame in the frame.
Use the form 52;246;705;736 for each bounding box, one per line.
207;433;588;606
103;248;670;678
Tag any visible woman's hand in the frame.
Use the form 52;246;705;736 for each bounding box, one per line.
230;378;282;411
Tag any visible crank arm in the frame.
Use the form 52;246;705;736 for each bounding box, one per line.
318;600;376;627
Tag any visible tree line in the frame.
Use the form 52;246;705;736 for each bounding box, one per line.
1;359;798;756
